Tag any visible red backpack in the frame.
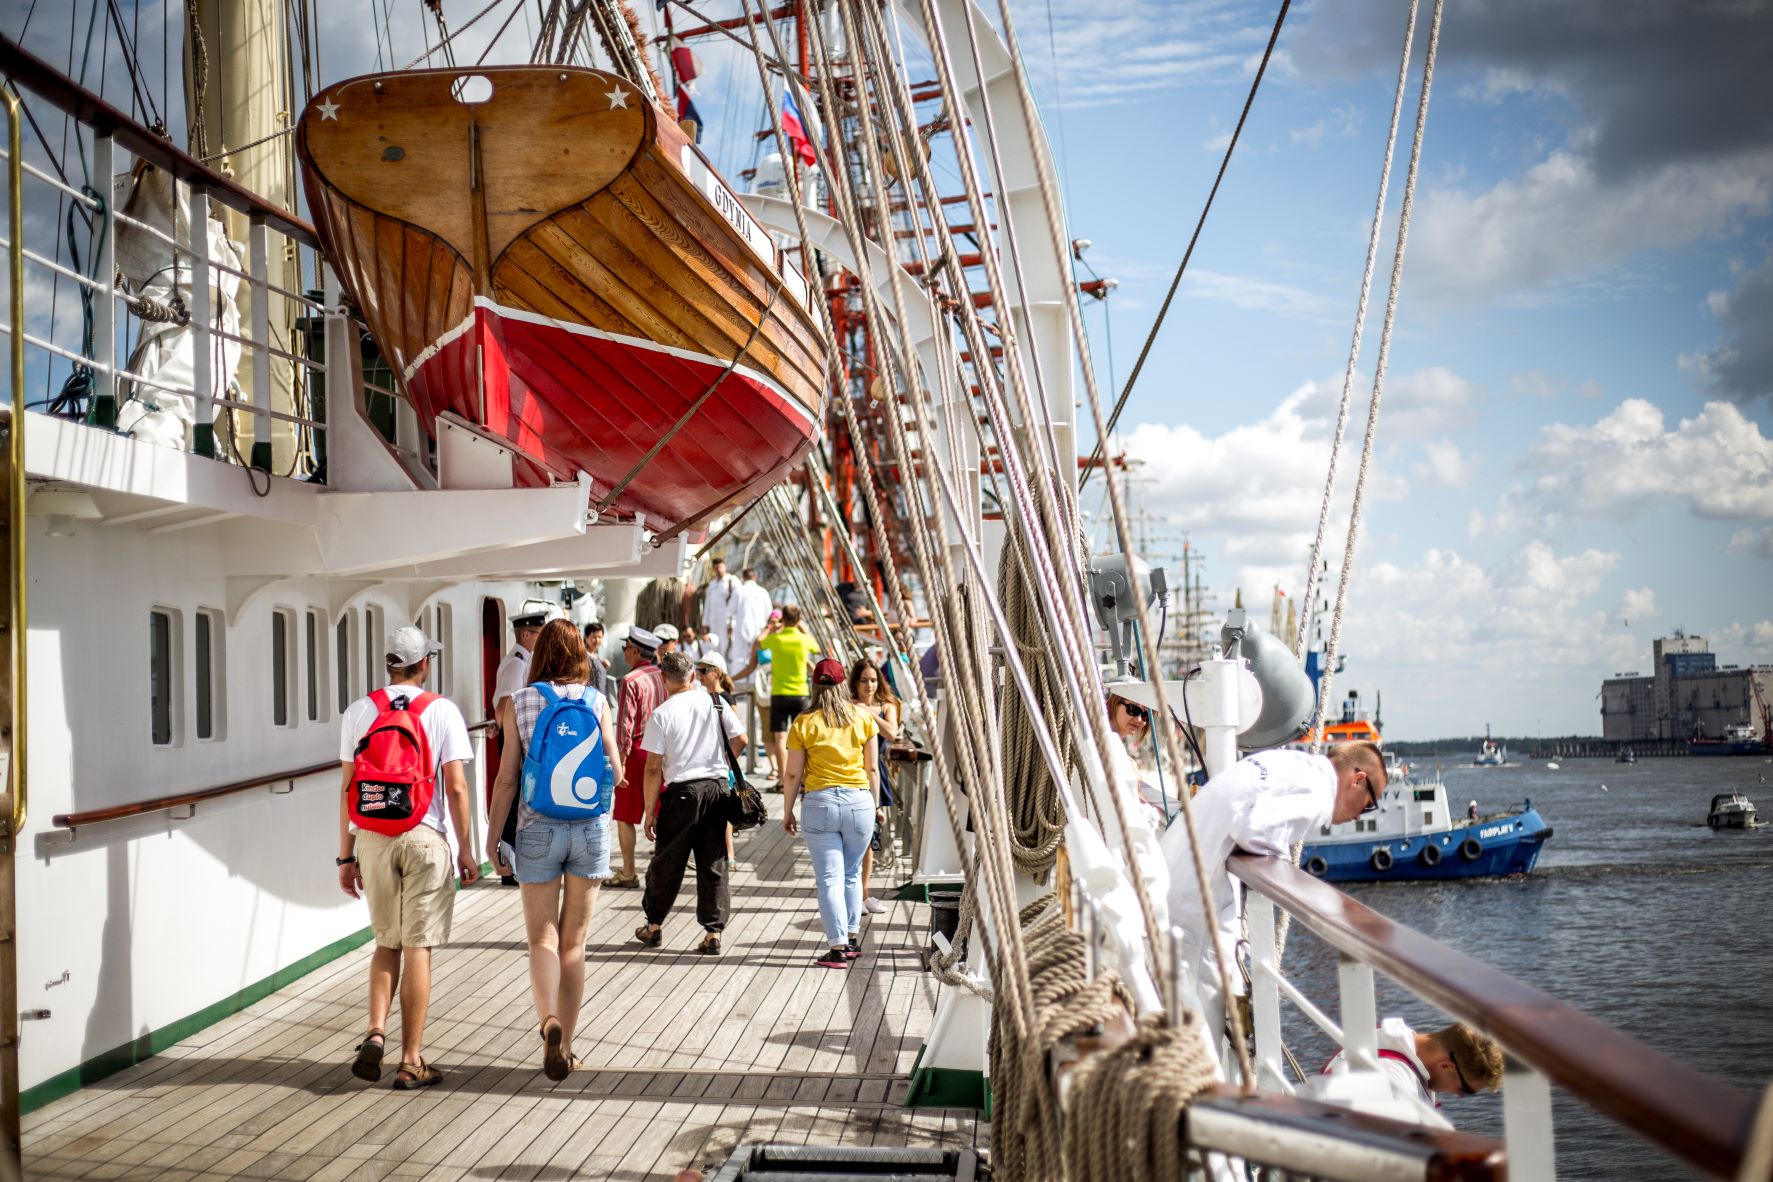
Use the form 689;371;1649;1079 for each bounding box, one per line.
349;689;440;836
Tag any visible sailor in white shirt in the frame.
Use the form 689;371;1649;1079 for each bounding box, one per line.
1311;1017;1504;1128
490;599;558;882
728;567;775;669
1161;742;1385;1067
700;557;739;662
493;599;558;721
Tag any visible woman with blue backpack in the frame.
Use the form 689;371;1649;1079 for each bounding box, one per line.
485;619;620;1081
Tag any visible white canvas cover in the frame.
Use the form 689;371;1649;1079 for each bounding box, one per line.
111;164;244;448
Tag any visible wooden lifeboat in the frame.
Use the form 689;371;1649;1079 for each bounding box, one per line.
295;66;827;536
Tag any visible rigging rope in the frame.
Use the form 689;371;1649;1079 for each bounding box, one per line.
594;282;782;513
401;0;514;71
1294;0;1422;664
1076;0;1292;494
978;0;1259;1084
1281;0;1445;975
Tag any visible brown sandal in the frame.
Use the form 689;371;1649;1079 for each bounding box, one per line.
350;1029;386;1082
541;1016;570;1082
634;923;662;947
391;1058;442;1090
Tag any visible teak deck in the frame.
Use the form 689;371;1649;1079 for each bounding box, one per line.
23;822;984;1180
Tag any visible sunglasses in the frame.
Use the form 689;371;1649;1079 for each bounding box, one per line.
1117;701;1149;721
1360;771;1380;814
1451;1056;1477;1096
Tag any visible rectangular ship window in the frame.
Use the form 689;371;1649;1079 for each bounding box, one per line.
364;606;384;692
336;614;351;707
272;610;291;727
150;609;174;745
194;609;225;740
306;610;322;721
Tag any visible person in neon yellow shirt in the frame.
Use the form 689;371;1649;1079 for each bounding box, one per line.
736;604;819;784
780;658;879;968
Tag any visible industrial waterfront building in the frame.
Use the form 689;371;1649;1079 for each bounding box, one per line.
1600;633;1773;743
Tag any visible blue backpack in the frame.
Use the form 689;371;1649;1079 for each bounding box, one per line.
521;685;614;820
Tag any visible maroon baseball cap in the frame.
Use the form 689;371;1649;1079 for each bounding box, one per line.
813;657;846;685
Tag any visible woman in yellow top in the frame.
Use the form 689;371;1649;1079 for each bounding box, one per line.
782;657;879;968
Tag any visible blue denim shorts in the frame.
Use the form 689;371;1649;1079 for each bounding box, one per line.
514;815;611;884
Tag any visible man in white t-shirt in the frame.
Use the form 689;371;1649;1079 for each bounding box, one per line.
336;625;477;1090
1162;741;1385;1068
635;652;746;954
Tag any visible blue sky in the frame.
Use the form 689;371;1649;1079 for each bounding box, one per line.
7;0;1768;737
658;0;1773;736
1014;0;1773;737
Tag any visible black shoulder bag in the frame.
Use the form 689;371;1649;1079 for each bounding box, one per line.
717;699;768;832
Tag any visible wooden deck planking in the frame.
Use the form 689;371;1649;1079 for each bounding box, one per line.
24;820;984;1180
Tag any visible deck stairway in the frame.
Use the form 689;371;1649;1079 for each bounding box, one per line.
22;823;983;1180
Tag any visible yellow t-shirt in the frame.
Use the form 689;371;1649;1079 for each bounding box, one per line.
759;627;819;696
787;708;880;792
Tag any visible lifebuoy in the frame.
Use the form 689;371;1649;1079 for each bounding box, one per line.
1305;855;1328;876
1370;848;1393;872
1419;843;1442;867
1460;837;1483;861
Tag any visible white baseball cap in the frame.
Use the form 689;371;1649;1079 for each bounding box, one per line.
695;651;728;674
388;625;443;666
654;623;681;641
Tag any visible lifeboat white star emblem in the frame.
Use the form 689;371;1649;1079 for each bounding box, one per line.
317;96;340;121
605;86;630;110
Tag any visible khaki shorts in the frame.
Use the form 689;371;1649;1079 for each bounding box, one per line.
357;825;455;949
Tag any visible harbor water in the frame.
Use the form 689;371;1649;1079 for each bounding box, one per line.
1283;755;1773;1179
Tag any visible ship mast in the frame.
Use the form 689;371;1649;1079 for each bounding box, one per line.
185;0;305;474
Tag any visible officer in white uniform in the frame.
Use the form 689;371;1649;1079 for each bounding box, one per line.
1161;742;1386;1070
489;599;559;883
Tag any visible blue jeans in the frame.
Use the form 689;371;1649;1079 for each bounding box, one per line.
801;786;874;946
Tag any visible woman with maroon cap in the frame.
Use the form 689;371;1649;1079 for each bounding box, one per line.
782;657;880;968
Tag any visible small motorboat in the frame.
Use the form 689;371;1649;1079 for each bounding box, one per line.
1706;792;1757;829
1474;723;1506;767
1617;748;1637;764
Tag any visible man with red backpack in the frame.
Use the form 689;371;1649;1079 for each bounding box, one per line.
336;625;478;1090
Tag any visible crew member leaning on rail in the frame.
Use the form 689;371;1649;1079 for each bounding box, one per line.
1161;741;1386;1071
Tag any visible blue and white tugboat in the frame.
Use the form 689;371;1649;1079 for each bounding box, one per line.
1302;762;1553;882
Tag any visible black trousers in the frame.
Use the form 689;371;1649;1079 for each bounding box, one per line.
642;777;730;932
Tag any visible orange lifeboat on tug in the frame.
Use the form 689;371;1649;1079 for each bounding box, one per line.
295;66;828;537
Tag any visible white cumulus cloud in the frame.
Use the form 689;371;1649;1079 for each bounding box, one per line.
1413;439;1478;490
1620;587;1658;623
1407;148;1773;308
1521;399;1773;521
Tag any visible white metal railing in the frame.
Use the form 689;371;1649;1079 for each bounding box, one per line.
0;100;335;479
1232;853;1756;1181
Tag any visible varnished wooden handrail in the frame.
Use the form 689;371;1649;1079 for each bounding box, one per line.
0;33;320;247
52;719;496;829
53;760;341;829
1230;852;1757;1179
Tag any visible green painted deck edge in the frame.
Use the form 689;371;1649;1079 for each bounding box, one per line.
20;924;374;1115
902;1043;990;1112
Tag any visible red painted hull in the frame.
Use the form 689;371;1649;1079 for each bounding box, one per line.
410;300;819;531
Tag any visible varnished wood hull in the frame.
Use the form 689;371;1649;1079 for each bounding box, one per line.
295;66;826;535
